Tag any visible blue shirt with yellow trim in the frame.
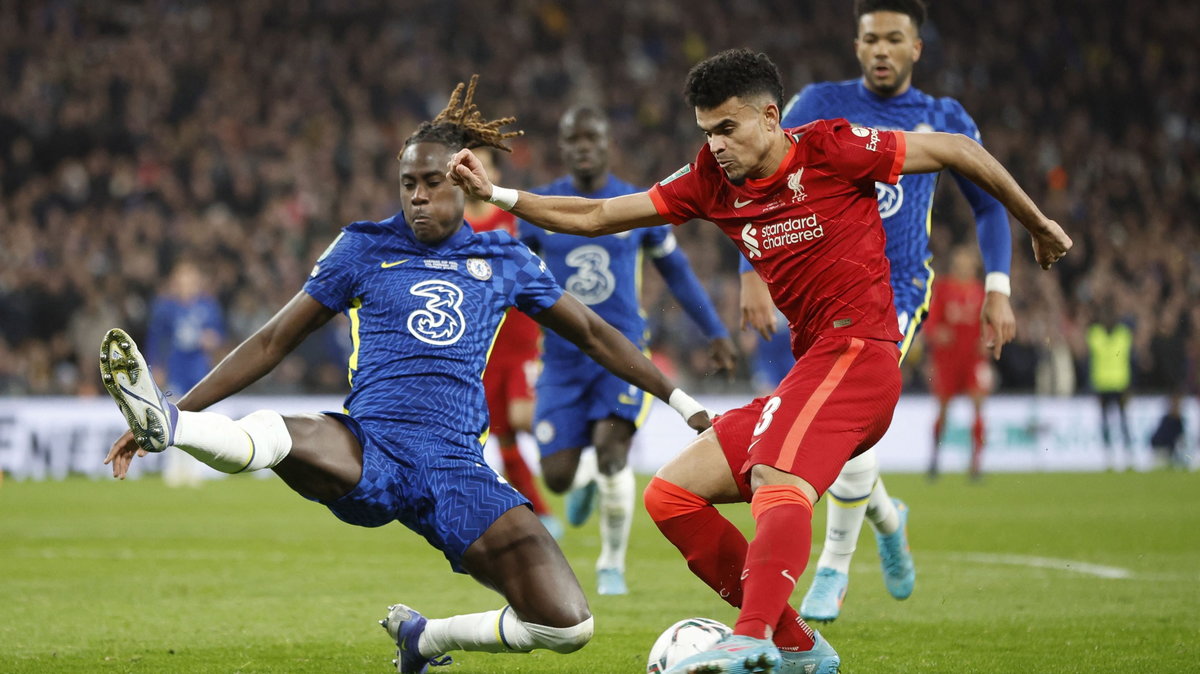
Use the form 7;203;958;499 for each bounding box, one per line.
519;174;727;366
303;212;562;445
779;79;1011;313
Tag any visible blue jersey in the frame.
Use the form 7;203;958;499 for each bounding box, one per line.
302;213;562;446
779;79;1011;341
146;294;224;392
519;174;727;366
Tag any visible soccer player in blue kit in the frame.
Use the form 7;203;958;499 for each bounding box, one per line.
739;0;1019;622
520;106;736;595
98;78;712;673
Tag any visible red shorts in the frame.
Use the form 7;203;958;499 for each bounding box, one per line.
931;357;992;399
713;336;902;501
483;353;537;437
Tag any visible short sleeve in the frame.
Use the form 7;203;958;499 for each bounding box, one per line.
649;161;705;225
810;118;906;187
302;231;360;312
508;243;564;315
516;218;541;252
641;225;678;259
938;97;983;143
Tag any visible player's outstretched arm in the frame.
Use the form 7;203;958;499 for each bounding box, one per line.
649;247;736;374
532;293;711;432
175;292;336;412
900;132;1073;269
447;149;668;236
103;292;337;474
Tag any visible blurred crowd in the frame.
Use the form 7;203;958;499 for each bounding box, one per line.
1;0;1197;398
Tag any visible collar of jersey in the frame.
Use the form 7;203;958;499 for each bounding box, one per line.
856;79;920;104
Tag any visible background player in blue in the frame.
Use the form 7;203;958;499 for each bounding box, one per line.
739;0;1018;623
146;260;225;486
519;106;736;596
98;78;712;673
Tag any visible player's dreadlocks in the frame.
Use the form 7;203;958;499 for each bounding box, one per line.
402;75;523;155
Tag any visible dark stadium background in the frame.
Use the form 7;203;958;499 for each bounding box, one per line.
0;0;1195;399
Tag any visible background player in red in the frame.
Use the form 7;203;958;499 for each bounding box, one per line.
448;49;1072;674
924;246;993;481
465;148;563;538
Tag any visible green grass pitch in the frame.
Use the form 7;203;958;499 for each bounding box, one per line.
2;470;1198;672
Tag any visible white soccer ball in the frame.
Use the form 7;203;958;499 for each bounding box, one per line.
646;617;733;673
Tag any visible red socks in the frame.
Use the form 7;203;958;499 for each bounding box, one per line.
734;484;815;645
970;416;986;476
644;477;814;651
499;443;550;515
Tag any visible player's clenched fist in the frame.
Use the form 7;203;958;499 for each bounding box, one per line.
447;149;494;200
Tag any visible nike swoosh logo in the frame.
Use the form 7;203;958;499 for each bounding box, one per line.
380;259;409;268
618;393;640;405
733;197;753;208
748;438;762;452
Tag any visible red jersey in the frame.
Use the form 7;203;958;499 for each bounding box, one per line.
470;205;541;360
924;276;986;365
650;119;905;356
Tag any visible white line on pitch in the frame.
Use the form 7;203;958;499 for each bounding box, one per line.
951;552;1134;579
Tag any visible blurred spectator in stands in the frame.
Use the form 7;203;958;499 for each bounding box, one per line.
146;260;225;486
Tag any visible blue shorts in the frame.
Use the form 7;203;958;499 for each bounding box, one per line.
892;281;932;362
320;413;529;573
532;359;651;456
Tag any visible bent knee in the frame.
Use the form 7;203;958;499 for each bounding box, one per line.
541;471;572;494
526;616;594;654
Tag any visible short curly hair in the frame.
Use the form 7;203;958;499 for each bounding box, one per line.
854;0;927;29
683;48;784;110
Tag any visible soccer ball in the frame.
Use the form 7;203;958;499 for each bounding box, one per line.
646;617;733;673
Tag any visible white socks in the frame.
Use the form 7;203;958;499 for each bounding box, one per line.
172;409;293;473
818;449;880;574
419;607;593;655
596;465;635;572
570;448;598;491
866;472;900;535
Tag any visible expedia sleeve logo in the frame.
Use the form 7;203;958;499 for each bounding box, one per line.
407;280;466;345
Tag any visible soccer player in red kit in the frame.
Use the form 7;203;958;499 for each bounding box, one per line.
924;246;993;481
464;149;563;538
449;49;1071;674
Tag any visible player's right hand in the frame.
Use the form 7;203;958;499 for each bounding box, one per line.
1031;219;1072;270
104;430;148;480
686;410;713;433
739;271;778;341
447;149;494;201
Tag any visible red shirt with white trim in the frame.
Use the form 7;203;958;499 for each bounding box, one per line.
650;118;906;356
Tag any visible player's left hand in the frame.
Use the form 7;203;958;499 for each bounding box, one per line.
446;149;494;201
103;430;148;480
1031;219;1072;269
686;410;713;433
708;337;737;377
980;292;1017;359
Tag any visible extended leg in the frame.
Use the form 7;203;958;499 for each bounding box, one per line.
383;506;593;672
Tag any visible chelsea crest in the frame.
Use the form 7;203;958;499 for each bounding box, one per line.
466;258;492;280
